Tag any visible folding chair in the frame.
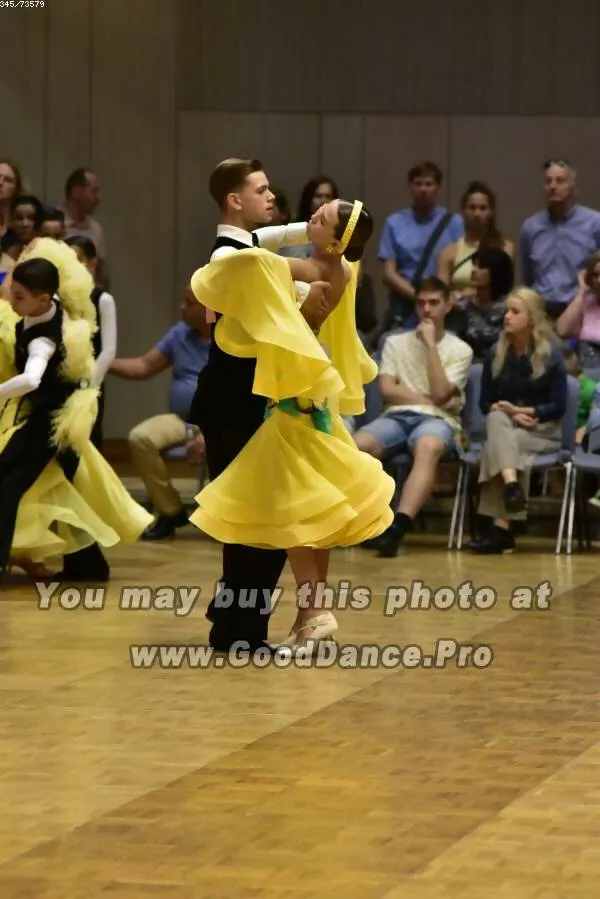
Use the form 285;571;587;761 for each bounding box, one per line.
449;373;578;553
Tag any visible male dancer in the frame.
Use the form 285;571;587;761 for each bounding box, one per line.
190;158;328;652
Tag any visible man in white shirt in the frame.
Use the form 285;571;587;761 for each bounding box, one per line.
189;157;327;653
355;276;473;557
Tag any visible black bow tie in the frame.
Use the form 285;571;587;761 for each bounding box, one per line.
251;232;259;247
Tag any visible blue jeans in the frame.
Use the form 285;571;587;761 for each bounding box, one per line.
357;410;457;460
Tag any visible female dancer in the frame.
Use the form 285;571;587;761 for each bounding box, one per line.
0;240;152;579
189;200;396;650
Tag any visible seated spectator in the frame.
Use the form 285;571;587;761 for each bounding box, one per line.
5;194;44;259
108;289;211;540
378;161;463;333
469;288;567;554
556;253;600;369
66;235;117;451
446;246;514;362
437;180;514;299
40;207;66;240
354;277;473;557
520;160;600;320
281;175;340;259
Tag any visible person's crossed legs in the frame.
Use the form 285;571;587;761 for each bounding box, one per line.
355;411;456;557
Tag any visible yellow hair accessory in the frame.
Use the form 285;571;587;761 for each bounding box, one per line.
338;201;363;254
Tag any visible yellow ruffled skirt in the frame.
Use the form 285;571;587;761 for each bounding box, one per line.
1;401;153;568
190;403;395;549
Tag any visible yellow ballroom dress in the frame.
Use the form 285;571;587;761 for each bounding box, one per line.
0;299;153;571
188;249;395;549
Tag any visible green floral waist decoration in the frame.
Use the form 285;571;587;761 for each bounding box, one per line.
265;397;333;434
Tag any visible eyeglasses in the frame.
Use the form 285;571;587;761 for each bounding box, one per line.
543;158;571;170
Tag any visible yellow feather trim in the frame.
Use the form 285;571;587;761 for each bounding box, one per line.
50;387;99;454
60;317;96;383
0;298;18;383
18;238;96;330
51;315;98;451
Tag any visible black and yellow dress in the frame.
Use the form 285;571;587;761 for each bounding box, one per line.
188;248;395;549
0;241;152;573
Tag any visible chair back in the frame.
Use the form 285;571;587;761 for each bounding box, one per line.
460;363;485;443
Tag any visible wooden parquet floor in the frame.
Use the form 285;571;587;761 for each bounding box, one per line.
1;526;600;898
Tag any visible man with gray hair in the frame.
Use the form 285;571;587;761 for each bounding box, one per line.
520;159;600;318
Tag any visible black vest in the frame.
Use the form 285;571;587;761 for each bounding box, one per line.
90;287;103;359
189;233;264;429
14;301;77;416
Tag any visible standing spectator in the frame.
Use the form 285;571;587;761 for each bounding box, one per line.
0;159;24;255
520;160;600;319
378;161;463;332
61;168;108;287
437;180;513;300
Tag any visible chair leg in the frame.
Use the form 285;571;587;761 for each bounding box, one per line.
542;470;549;496
448;465;464;549
457;467;470;550
555;462;571;554
566;465;577;555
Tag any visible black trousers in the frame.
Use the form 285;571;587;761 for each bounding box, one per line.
202;420;287;650
0;412;57;568
0;410;108;578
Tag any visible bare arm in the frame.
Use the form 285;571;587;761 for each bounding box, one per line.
285;257;322;283
556;286;586;339
437;243;455;285
382;259;415;301
379;373;431;406
424;344;458;406
109;348;170;380
503;238;515;259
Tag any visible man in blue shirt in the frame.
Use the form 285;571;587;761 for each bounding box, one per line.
520;160;600;318
378;161;463;330
109;288;211;539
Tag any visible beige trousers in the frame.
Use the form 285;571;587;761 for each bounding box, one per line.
478;410;561;521
128;414;190;516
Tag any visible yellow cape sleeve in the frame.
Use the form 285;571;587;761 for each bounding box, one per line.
318;260;378;415
190;249;344;403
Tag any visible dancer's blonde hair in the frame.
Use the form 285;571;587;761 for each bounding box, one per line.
492;286;555;380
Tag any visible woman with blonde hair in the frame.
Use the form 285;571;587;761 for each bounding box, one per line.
469;287;567;554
